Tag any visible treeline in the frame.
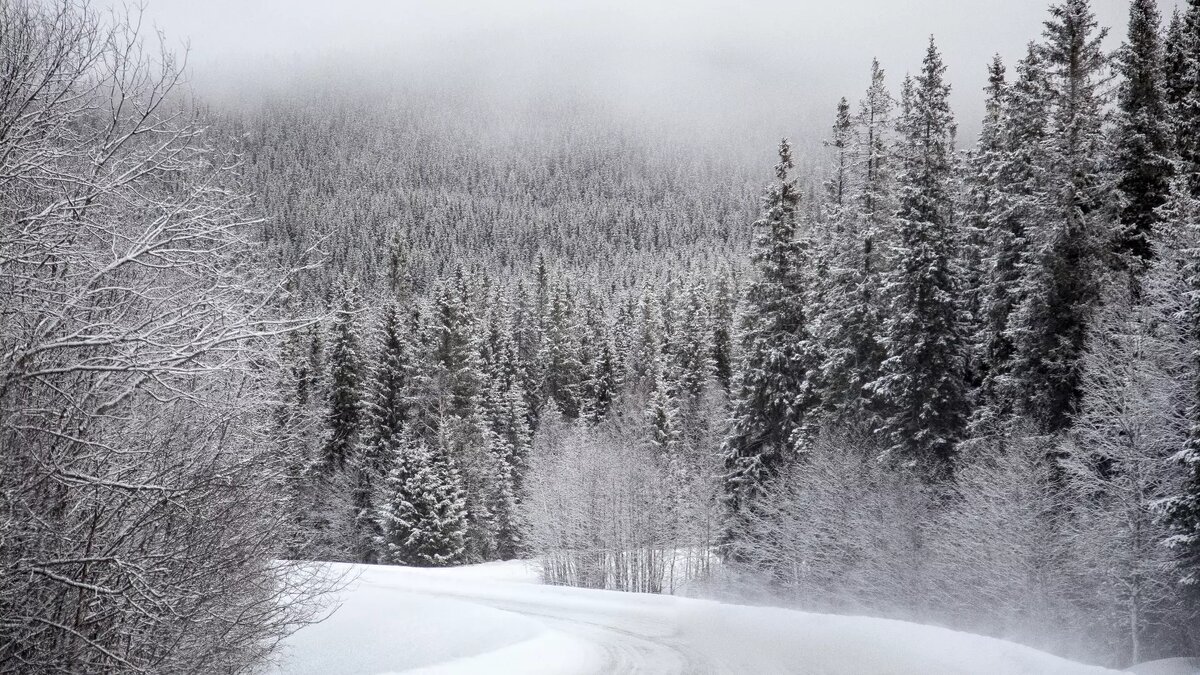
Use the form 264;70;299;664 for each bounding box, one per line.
277;262;738;572
721;0;1200;667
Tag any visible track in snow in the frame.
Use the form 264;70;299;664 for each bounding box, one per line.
274;561;1125;675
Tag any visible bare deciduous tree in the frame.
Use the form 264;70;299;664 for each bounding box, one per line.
0;2;327;671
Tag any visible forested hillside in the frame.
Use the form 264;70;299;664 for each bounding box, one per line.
225;91;764;300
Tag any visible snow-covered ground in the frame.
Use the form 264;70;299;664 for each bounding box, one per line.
1128;658;1200;675
272;561;1133;675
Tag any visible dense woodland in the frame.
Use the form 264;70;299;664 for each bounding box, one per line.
4;0;1200;671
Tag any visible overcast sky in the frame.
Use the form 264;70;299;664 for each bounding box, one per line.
124;0;1181;158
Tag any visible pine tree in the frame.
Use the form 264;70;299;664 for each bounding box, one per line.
363;303;419;451
721;139;823;537
825;97;855;228
304;324;326;409
1113;0;1171;275
429;272;518;561
647;355;681;455
817;61;894;426
512;280;547;428
1164;9;1189;125
675;281;716;400
352;302;422;561
972;45;1054;436
961;56;1008;392
542;283;584;419
324;285;365;471
858;59;896;232
1173;0;1200;198
1008;0;1111;434
1160;167;1200;592
432;273;485;420
375;438;469;567
479;306;533;559
872;39;968;477
632;287;665;383
582;330;621;424
710;272;737;390
1158;19;1200;586
386;230;412;300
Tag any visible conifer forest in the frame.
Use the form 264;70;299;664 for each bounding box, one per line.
3;0;1200;672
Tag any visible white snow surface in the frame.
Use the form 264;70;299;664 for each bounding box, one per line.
273;560;1129;675
1128;658;1200;675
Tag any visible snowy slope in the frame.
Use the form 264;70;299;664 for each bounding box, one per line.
272;561;1127;675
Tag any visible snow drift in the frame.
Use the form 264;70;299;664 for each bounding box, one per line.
272;561;1126;674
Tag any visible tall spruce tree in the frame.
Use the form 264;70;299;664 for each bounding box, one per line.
675;281;716;401
324;285;365;471
825;97;855;228
1008;0;1111;434
363;303;419;454
480;303;533;559
721;140;823;542
1160;78;1200;592
962;56;1008;392
817;61;894;426
1164;9;1189;126
710;272;737;390
972;45;1055;436
872;39;968;477
354;302;421;561
1174;0;1200;198
647;354;682;456
1113;0;1171;275
542;283;585;419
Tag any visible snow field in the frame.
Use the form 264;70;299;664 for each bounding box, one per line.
274;561;1130;674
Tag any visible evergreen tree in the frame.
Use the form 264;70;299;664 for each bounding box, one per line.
1173;0;1200;198
825;97;855;227
647;355;682;455
872;39;968;477
353;303;422;561
542;283;585;419
817;61;894;426
375;438;469;567
512;280;547;428
363;303;419;451
1113;0;1171;274
432;273;485;420
1161;167;1200;592
675;281;716;400
1160;18;1200;586
710;273;737;390
857;59;896;232
324;285;365;471
721;140;823;537
480;306;533;559
582;330;622;424
972;45;1054;436
1163;8;1189;125
961;56;1008;392
304;324;326;409
1008;0;1111;434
